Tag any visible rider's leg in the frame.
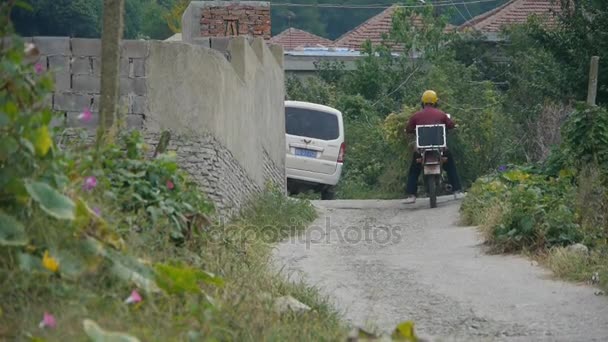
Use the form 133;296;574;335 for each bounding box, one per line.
443;150;462;193
403;152;422;203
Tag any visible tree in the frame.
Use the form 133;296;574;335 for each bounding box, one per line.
97;0;125;148
140;1;174;39
164;0;189;33
11;0;103;38
10;0;173;39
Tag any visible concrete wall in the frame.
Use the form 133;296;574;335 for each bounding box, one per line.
29;36;286;218
145;38;286;213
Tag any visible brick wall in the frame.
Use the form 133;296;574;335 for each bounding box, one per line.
182;1;271;44
201;3;271;39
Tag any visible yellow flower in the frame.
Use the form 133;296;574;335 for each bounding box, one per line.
392;321;418;341
33;125;53;157
42;251;59;273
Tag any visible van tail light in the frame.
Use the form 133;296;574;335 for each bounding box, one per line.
337;142;346;163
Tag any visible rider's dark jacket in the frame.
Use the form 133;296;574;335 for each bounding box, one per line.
405;106;455;133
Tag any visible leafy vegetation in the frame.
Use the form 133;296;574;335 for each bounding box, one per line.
461;103;608;290
10;0;174;39
287;4;515;198
1;7;346;339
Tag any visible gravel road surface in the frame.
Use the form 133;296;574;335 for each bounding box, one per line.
274;197;608;341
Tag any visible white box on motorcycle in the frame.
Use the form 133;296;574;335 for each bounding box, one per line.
416;124;447;149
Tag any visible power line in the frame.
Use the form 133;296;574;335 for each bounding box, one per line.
449;0;470;23
462;1;475;20
271;0;502;10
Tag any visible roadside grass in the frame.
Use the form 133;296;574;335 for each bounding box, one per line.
543;248;608;291
460;167;608;293
335;180;402;200
0;187;347;341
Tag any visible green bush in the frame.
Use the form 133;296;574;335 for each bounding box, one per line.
0;29;77;248
462;168;581;252
72;131;214;241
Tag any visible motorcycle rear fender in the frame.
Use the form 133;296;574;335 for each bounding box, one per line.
420;149;442;165
424;164;441;175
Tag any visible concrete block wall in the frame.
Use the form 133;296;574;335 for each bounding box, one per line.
28;35;286;219
31;37;148;130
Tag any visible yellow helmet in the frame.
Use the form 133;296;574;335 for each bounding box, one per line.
421;90;438;105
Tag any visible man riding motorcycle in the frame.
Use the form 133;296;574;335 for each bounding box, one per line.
402;90;464;204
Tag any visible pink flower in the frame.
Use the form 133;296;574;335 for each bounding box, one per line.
35;63;44;74
39;312;56;329
83;176;97;191
78;108;93;122
166;180;174;190
124;290;142;304
93;207;101;216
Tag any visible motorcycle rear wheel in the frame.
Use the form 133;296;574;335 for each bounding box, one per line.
426;175;438;208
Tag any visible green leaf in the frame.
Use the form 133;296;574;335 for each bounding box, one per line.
154;262;224;295
83;319;141;342
18;253;44;272
15;1;34;11
84;237;161;294
3;102;18;117
31;125;53;156
520;217;535;233
54;173;69;189
0;211;27;246
0;113;9;127
56;250;87;279
19;137;35;155
24;180;75;220
0;137;18;160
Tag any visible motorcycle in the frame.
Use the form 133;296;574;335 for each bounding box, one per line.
414;114;452;208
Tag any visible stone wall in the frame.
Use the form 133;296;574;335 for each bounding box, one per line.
182;1;271;44
29;35;286;219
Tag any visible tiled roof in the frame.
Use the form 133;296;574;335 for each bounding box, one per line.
460;0;561;33
270;28;334;50
334;5;452;51
334;6;400;50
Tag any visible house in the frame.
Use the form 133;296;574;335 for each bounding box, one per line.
459;0;562;40
270;28;334;50
334;5;455;51
274;0;564;77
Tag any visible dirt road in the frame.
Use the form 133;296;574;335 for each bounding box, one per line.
274;197;608;341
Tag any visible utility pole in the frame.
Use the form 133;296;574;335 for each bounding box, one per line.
587;56;600;106
97;0;125;146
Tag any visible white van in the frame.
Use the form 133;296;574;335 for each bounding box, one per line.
284;100;345;200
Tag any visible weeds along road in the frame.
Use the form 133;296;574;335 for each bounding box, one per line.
274;197;608;341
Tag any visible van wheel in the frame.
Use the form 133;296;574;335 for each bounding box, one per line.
321;187;335;200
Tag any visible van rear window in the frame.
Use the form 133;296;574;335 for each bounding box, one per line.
285;106;339;140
